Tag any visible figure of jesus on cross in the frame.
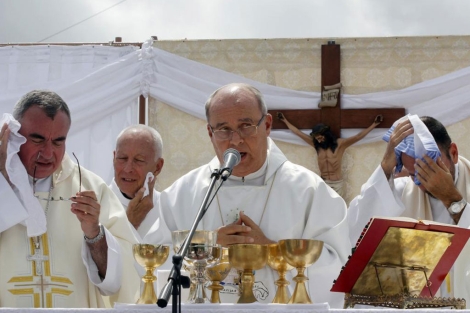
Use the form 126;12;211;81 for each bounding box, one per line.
278;113;383;197
269;42;405;198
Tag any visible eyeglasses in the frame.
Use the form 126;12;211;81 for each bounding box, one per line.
33;152;82;201
210;115;266;141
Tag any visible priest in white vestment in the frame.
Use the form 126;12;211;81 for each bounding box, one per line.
348;115;470;301
0;90;140;308
159;83;351;308
110;125;169;244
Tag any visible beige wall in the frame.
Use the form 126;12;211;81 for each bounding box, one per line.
150;36;470;205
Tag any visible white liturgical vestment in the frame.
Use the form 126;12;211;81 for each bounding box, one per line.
159;138;351;308
348;156;470;301
0;154;140;308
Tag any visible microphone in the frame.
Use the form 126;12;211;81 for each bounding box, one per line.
219;148;241;180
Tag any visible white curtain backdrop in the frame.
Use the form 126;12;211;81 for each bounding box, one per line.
0;44;140;183
1;39;470;183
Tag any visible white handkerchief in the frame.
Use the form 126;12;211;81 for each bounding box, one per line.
143;172;154;197
1;113;47;237
383;114;441;185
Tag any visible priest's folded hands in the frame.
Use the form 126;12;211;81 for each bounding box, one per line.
217;211;277;246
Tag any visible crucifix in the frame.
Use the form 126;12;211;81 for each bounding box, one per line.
27;236;49;276
269;41;405;137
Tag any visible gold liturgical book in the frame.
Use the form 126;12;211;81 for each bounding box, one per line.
331;217;470;309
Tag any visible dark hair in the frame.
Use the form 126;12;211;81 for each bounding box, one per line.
310;124;330;136
421;116;452;158
310;123;338;152
13;90;71;122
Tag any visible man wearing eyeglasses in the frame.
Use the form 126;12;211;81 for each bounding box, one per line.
159;83;350;307
0;90;139;308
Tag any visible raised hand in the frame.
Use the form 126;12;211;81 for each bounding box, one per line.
374;114;384;125
415;155;462;207
126;174;156;230
381;119;413;179
71;190;101;238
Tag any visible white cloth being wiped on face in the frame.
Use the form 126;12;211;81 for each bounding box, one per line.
0;113;46;237
382;114;441;186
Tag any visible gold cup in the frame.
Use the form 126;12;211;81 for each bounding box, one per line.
279;239;323;304
133;244;170;304
228;244;268;303
172;230;219;303
267;243;295;303
206;247;231;303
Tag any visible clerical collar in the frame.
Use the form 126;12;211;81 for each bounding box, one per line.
28;175;52;192
121;191;133;200
224;157;269;187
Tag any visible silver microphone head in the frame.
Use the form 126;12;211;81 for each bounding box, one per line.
220;148;241;179
224;148;241;164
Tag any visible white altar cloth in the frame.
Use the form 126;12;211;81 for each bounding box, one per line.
113;302;329;312
1;304;470;313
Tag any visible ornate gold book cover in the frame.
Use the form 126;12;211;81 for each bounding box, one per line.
331;217;470;297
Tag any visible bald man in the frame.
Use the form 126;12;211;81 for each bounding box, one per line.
110;125;167;243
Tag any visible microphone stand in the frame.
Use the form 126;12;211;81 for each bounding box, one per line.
157;169;222;313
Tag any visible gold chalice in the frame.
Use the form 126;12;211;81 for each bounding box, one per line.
267;243;295;303
172;230;219;303
228;244;268;303
279;239;323;304
205;247;231;303
133;244;170;304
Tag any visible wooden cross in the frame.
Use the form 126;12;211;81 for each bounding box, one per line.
269;42;405;138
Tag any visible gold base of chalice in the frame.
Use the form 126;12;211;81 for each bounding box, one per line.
279;239;323;304
229;244;268;303
267;243;294;304
172;230;219;304
133;244;170;304
206;247;231;303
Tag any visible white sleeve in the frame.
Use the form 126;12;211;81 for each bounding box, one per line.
458;202;470;228
81;227;122;296
348;166;407;246
0;174;29;233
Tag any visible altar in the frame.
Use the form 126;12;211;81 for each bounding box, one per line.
1;304;469;313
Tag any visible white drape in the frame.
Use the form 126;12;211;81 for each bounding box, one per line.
1;39;470;182
0;45;140;183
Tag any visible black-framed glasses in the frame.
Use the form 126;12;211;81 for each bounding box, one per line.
210;115;266;141
33;152;82;201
